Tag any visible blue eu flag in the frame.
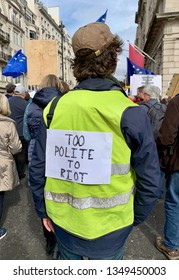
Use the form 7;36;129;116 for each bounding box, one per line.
127;57;154;85
96;10;108;23
2;49;27;78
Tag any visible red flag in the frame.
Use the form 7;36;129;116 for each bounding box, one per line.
129;43;144;68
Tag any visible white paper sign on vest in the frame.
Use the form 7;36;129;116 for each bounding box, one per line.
45;130;113;185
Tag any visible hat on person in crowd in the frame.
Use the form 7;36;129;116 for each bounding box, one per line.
6;83;16;93
72;22;115;57
14;85;26;94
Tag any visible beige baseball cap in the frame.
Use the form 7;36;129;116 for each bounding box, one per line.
72;22;115;57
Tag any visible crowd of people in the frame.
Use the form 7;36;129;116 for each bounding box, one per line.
0;21;178;260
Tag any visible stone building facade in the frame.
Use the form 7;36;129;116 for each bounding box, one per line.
0;0;76;93
135;0;179;96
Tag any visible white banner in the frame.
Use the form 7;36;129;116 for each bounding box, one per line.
45;130;113;184
130;75;162;96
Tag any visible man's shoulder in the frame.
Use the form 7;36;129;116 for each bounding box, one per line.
138;101;150;112
122;105;149;124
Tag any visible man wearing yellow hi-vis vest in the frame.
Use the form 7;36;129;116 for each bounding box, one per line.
29;22;162;260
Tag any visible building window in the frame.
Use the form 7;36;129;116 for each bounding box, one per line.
13;30;19;45
20;35;23;47
15;76;20;84
9;28;11;39
12;11;20;27
26;27;29;38
30;30;36;40
24;13;31;23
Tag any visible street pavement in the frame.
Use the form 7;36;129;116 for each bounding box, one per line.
0;175;166;260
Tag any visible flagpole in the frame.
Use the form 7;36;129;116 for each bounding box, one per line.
128;41;156;63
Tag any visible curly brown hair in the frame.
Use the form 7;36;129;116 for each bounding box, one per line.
72;35;123;82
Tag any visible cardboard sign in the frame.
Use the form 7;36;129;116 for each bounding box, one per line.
46;130;113;185
26;40;58;85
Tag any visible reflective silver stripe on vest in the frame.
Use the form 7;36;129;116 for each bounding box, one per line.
45;186;134;210
111;163;130;175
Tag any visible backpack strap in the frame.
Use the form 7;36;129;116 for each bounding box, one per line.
46;96;61;128
142;100;160;111
142;102;152;110
144;101;167;113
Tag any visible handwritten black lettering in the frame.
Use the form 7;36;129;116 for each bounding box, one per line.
60;169;88;183
73;135;85;146
71;147;77;158
79;148;87;159
74;161;80;169
66;170;72;180
74;172;79;181
60;168;65;178
65;133;73;145
67;159;73;168
55;145;60;156
64;147;70;158
59;146;64;156
88;149;94;160
79;172;88;183
78;135;85;146
55;145;67;157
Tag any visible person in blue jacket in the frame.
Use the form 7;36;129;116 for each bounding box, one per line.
23;74;65;163
23;74;66;257
29;22;162;260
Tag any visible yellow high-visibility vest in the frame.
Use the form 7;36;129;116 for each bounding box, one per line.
43;89;137;239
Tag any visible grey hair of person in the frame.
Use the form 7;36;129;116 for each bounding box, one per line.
143;85;161;101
